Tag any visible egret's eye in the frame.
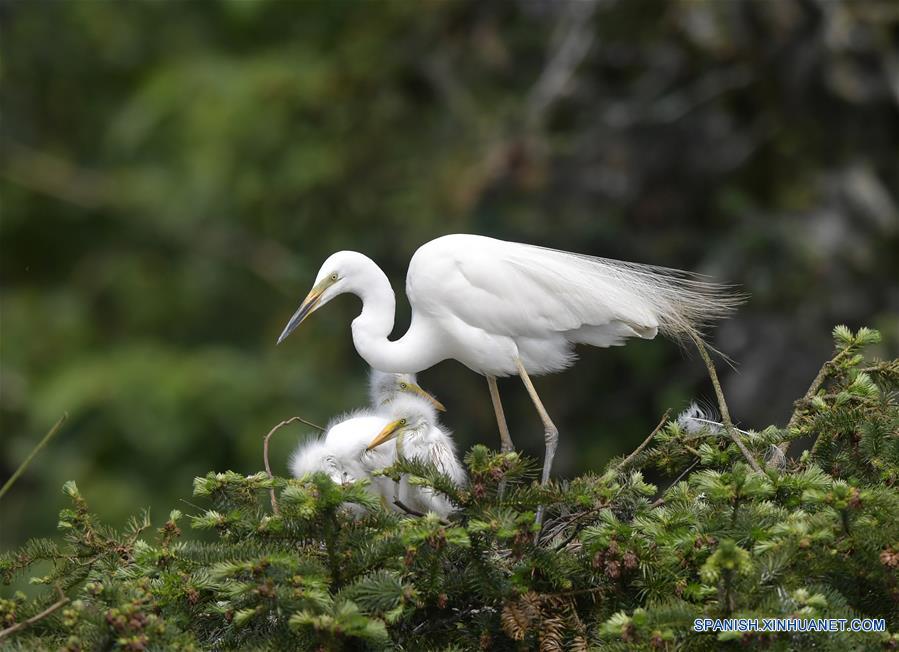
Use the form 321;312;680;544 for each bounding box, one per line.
330;273;338;281
399;419;407;425
400;383;408;389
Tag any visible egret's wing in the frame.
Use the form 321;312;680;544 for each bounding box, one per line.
412;236;741;344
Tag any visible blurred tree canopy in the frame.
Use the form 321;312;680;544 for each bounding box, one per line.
1;0;897;551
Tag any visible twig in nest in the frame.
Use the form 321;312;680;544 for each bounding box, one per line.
0;585;69;642
691;337;762;472
651;459;701;509
393;499;426;518
552;504;608;551
393;499;449;526
778;345;853;455
263;416;323;516
0;413;68;502
615;410;670;473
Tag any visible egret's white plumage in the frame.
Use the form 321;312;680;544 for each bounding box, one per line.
279;233;741;496
368;369;446;412
677;401;723;436
289;369;421;507
366;393;466;518
401;235;731;376
675;402;784;469
289;411;396;511
290;369;434;484
290;372;462;516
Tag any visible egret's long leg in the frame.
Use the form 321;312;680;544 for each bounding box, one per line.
515;359;559;487
486;375;514;453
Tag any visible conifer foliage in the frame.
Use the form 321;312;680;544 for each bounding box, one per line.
1;327;897;650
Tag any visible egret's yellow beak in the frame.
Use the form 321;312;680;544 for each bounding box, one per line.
367;419;405;451
277;277;334;344
407;383;446;412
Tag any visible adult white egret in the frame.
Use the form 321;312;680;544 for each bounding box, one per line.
366;393;466;518
278;233;740;487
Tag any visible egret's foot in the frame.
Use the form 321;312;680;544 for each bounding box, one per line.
536;426;559;530
541;426;559;486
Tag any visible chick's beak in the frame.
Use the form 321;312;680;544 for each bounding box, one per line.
367;419;404;451
276;278;330;344
409;383;447;412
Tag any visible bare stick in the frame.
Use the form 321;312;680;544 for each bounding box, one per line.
615;410;670;473
778;346;852;455
691;338;762;472
651;459;701;509
393;499;426;518
393;499;449;526
552;504;608;551
0;413;68;502
263;416;322;516
287;416;325;432
0;586;69;642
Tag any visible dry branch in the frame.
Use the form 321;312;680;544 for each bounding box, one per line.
615;410;670;473
0;413;68;502
778;345;853;455
262;416;324;516
0;586;69;642
691;338;762;472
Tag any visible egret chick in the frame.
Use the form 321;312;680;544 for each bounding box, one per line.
290;370;448;512
290;409;399;514
366;393;466;518
368;369;446;412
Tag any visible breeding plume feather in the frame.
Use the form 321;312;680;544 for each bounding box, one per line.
676;401;723;436
675;401;785;470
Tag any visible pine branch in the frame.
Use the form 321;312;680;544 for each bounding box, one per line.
0;586;69;642
2;327;895;650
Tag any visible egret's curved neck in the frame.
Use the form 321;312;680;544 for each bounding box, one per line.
349;259;442;374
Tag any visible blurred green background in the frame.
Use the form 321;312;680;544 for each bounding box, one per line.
2;0;897;553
